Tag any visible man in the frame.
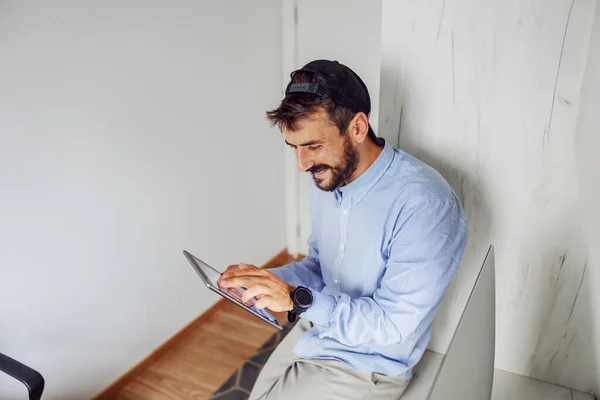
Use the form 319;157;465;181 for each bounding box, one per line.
218;59;468;399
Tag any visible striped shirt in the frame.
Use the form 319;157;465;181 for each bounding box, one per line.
271;138;468;379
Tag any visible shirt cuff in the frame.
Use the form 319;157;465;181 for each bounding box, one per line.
301;289;336;327
269;267;283;280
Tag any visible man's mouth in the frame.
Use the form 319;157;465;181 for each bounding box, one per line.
311;167;328;178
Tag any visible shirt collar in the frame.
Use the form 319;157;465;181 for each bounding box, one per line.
334;138;394;204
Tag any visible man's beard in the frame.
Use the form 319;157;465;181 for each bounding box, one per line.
308;136;359;191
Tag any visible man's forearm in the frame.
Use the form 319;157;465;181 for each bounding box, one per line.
270;255;325;292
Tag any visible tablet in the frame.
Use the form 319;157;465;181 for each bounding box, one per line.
183;250;283;330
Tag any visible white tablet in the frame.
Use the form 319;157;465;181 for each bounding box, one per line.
183;250;283;330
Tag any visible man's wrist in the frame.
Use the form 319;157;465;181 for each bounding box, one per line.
285;286;296;311
288;286;313;322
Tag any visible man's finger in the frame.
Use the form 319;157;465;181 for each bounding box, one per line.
225;268;271;279
221;264;240;277
220;276;272;289
241;284;272;303
221;263;256;279
255;295;274;310
223;263;253;273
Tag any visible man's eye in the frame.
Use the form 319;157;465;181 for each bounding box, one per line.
308;145;322;151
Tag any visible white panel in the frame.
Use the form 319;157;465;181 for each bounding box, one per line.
380;0;598;393
294;0;383;254
492;369;595;400
429;246;496;400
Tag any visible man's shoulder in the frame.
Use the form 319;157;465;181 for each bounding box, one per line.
381;147;459;208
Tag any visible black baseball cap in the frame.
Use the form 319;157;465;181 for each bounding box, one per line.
284;59;371;119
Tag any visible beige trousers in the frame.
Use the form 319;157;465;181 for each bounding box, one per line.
249;319;410;400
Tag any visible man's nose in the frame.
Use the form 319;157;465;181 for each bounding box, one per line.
296;148;313;172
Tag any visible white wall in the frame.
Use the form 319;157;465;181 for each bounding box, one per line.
0;1;285;398
379;0;598;395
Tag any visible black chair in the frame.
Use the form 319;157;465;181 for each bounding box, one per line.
0;352;45;400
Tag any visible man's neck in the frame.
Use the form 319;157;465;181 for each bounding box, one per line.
346;139;384;185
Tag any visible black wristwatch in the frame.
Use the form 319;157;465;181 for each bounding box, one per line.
288;286;313;323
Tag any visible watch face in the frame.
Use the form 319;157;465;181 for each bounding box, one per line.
295;288;312;307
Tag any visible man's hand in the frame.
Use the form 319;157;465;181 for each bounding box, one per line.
219;263;295;312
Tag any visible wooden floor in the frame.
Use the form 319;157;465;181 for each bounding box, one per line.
105;253;295;400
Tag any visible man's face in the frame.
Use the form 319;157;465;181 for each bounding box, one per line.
284;109;359;191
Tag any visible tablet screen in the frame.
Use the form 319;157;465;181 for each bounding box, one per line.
185;252;281;328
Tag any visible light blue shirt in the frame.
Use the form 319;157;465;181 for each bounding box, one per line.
271;138;468;379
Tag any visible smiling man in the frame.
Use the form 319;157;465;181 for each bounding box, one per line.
218;59;468;399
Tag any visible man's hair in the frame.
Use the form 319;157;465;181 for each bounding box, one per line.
266;72;377;141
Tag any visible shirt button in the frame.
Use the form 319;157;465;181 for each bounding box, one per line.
343;209;348;215
340;244;345;250
334;279;339;284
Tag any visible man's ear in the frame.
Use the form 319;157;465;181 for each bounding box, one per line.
349;112;370;144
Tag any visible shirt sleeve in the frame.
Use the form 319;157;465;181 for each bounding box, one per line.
300;198;468;347
269;231;325;292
